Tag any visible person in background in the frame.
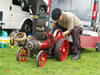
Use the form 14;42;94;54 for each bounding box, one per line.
52;8;83;60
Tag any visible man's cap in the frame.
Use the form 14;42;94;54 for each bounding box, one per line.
52;8;61;20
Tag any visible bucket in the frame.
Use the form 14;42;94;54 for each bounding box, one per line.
0;31;8;37
0;37;10;48
14;32;26;46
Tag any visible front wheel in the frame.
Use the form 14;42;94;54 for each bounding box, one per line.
36;51;47;67
16;47;28;62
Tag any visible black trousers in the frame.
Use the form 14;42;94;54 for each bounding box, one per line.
52;24;83;55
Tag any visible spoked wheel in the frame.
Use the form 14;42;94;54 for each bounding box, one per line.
55;39;69;61
36;51;47;67
16;47;28;62
53;29;63;42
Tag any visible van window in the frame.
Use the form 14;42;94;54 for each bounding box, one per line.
13;0;29;12
71;0;94;21
39;5;47;14
51;0;72;11
13;0;28;7
71;0;92;11
13;0;21;6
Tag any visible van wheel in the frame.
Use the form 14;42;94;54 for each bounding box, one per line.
21;21;32;35
96;47;100;52
96;43;100;52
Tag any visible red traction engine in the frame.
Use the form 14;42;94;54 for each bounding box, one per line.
16;29;69;67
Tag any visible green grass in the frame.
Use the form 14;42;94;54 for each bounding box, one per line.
0;47;100;75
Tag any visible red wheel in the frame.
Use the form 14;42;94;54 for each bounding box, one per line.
53;29;63;42
16;47;28;62
55;39;69;61
36;51;47;67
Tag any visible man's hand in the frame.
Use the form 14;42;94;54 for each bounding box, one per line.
63;30;72;39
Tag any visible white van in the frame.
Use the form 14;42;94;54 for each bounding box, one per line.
47;0;100;32
0;0;33;34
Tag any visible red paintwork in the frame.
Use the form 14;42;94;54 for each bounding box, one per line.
40;31;64;50
47;0;52;15
80;35;100;48
40;38;54;49
92;2;98;19
40;32;54;49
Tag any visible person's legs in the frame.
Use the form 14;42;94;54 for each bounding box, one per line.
71;26;82;60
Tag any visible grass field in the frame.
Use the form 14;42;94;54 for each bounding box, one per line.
0;46;100;75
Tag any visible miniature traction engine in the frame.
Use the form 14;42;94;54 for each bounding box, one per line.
16;29;69;67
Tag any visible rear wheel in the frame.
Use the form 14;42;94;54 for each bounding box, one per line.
21;21;32;35
53;29;63;42
55;39;69;61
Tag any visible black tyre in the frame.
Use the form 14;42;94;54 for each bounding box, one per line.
55;39;69;61
96;47;100;52
36;51;47;67
96;43;100;52
21;21;32;35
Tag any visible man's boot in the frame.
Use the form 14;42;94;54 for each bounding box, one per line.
72;54;81;60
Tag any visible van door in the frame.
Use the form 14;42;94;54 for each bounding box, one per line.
10;0;30;29
0;0;11;28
